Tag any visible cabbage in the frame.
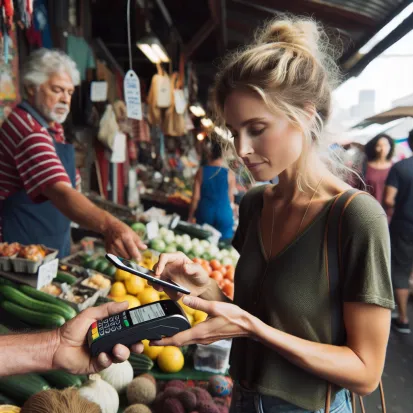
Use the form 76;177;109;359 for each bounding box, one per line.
164;231;175;245
182;234;191;243
230;248;240;259
222;257;233;266
165;244;177;253
159;227;169;237
177;241;192;254
191;244;205;257
191;238;200;246
200;240;210;249
174;235;183;245
150;238;166;253
220;249;229;257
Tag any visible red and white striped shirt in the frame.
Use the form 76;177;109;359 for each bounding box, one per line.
0;104;73;239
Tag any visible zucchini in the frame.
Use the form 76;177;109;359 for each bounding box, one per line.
1;301;65;328
18;285;77;318
41;371;83;389
0;286;74;321
0;374;50;404
128;353;153;372
55;271;77;285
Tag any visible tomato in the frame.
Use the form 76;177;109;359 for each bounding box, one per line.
225;268;235;281
223;283;234;299
210;260;222;271
193;257;202;264
210;270;224;282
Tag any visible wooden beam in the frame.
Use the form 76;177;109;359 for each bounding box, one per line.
229;0;376;30
184;19;218;58
209;0;228;54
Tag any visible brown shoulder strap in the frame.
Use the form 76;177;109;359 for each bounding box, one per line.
324;189;387;413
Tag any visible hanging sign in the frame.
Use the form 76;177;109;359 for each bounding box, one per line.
174;90;186;115
90;81;108;102
124;70;142;120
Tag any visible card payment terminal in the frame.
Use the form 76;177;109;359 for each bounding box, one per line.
88;300;190;357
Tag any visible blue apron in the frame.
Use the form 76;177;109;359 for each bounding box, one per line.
1;106;76;258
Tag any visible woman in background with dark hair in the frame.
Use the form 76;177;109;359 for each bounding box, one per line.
188;141;236;242
364;133;395;204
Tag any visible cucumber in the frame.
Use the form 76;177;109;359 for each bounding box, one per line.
0;286;75;321
55;271;77;285
87;259;100;270
0;278;16;288
18;285;77;317
128;353;153;372
41;371;83;389
0;374;50;404
1;301;65;328
105;265;116;278
96;260;109;273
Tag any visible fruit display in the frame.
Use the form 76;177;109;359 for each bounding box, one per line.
81;273;112;291
18;245;47;262
0;243;21;257
149;228;239;267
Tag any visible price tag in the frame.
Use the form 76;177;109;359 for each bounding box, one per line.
146;221;159;240
174;90;186;114
37;259;58;290
124;70;142;120
90;81;108;102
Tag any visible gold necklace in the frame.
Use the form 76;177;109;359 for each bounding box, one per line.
267;178;323;260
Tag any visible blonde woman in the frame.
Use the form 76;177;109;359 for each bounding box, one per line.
151;16;394;413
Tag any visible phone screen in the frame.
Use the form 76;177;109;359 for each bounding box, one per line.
114;256;190;293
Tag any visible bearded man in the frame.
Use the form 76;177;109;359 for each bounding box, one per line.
0;49;145;259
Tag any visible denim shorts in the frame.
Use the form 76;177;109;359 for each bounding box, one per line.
229;383;353;413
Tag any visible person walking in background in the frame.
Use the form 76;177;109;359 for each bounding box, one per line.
188;141;236;242
364;134;394;205
384;130;413;334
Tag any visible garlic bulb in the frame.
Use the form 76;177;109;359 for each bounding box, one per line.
79;374;119;413
100;360;134;392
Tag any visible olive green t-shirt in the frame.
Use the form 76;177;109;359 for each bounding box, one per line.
230;186;394;411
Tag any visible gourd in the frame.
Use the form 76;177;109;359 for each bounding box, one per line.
79;374;119;413
99;360;133;393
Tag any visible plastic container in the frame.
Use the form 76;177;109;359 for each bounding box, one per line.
59;284;100;312
10;246;58;274
0;255;16;272
193;339;232;374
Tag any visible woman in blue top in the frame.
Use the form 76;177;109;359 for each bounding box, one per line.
188;141;236;241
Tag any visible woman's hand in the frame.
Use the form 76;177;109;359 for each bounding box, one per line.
153;252;211;300
150;296;255;347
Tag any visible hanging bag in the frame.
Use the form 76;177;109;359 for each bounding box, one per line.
324;189;387;413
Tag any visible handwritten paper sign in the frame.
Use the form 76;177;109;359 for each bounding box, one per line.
124;70;142;120
37;259;58;290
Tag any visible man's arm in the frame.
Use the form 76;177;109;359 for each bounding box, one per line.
43;182;146;259
188;169;202;223
0;330;59;376
0;302;144;377
383;185;398;217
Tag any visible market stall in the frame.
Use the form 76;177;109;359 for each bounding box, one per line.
0;206;238;411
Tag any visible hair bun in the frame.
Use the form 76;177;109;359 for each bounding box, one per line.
256;18;320;55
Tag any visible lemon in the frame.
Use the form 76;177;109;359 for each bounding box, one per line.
110;281;127;297
125;275;146;295
143;250;153;259
157;346;184;373
137;288;160;305
115;269;131;282
124;295;141;309
142;339;164;360
110;295;127;303
194;310;208;322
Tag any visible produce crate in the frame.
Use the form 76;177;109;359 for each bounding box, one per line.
11;247;58;274
0;255;16;272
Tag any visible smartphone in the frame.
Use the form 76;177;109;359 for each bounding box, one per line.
105;253;190;295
